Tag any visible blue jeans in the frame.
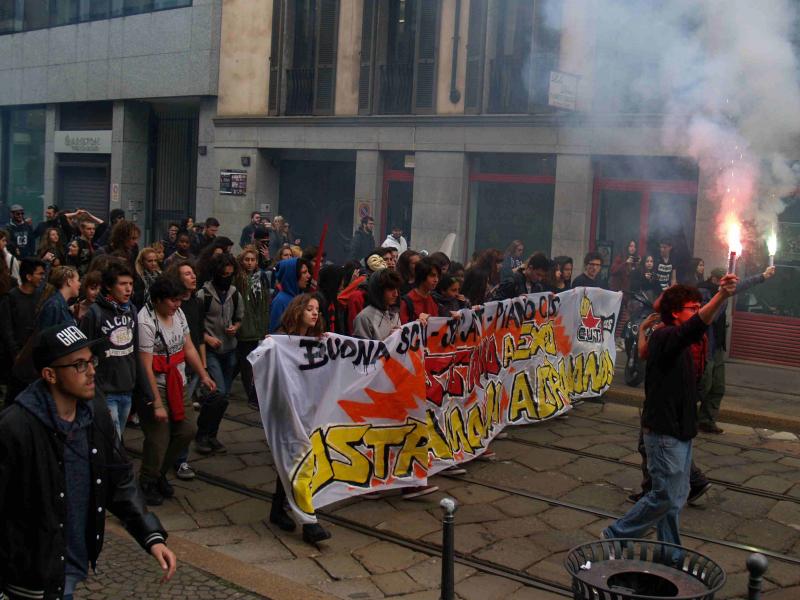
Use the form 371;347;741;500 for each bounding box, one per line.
604;432;692;558
206;350;236;397
105;392;132;439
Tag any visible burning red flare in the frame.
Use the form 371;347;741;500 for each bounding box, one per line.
725;217;742;255
724;216;743;274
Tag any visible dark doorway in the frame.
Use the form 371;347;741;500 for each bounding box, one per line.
279;159;356;263
150;106;198;241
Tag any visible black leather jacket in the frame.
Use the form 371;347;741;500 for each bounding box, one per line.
0;381;166;600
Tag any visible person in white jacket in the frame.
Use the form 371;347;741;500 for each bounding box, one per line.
382;225;408;254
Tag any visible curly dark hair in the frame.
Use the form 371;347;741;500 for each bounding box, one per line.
108;220;141;253
659;284;702;324
149;275;185;303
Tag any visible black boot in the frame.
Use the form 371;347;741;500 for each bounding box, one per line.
195;434;213;454
303;523;331;544
269;507;296;532
140;479;163;506
208;436;227;454
157;475;174;499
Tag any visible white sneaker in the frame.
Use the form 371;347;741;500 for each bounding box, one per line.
401;485;439;500
175;462;196;480
477;450;497;462
444;465;467;475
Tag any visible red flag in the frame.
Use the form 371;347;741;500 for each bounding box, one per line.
312;223;328;291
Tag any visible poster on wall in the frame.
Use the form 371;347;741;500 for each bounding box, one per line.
220;170;247;195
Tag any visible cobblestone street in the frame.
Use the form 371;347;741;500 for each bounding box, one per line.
107;390;800;600
76;532;265;600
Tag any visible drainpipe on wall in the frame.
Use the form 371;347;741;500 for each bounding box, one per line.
449;0;462;104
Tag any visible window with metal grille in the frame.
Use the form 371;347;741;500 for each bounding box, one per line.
270;0;340;116
361;0;440;115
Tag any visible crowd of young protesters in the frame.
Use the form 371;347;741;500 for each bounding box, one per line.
0;205;779;574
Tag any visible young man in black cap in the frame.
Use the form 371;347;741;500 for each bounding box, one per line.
0;323;176;599
6;203;35;257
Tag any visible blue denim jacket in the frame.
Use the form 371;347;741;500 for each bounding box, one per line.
37;292;77;330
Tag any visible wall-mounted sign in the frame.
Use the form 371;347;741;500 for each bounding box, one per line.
548;71;579;111
220;169;247;195
358;201;372;219
54;130;112;154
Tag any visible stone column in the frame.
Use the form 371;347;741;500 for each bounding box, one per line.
195;97;217;221
410;151;468;261
42;104;57;212
551;154;593;262
111;100;149;234
354;150;381;231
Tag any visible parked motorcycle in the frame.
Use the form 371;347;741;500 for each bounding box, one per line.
623;289;657;387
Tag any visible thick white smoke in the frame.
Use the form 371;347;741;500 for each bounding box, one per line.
590;0;800;236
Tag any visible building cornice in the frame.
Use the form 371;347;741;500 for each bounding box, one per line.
213;112;668;129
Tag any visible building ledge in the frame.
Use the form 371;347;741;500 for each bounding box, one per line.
213;112;669;129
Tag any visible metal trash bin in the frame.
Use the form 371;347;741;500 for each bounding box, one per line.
565;539;726;599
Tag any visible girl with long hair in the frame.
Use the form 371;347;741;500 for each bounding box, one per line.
609;240;640;293
553;256;573;289
37;227;64;266
461;248;503;306
133;247;162;308
396;250;421;295
268;293;330;544
235;246;272;410
64;238;82;271
500;240;525;280
37;265;80;329
71;269;102;322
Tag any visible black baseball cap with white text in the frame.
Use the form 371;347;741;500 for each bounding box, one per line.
33;324;102;372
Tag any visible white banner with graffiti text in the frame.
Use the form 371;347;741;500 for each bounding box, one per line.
250;288;622;523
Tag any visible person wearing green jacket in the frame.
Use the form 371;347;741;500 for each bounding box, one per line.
235;246;272;410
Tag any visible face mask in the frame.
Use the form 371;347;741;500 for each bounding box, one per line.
214;274;233;288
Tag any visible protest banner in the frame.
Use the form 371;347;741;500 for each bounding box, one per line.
250;288;622;523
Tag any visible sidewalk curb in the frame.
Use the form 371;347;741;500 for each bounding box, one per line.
105;522;337;600
603;387;800;434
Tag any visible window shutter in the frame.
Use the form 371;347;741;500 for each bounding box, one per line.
313;0;339;114
358;0;376;115
464;0;487;113
528;0;563;111
412;0;440;114
268;0;284;116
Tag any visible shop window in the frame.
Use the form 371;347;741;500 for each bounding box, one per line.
591;156;699;283
4;108;46;224
735;196;800;318
468;154;556;257
381;152;414;245
269;0;339;116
